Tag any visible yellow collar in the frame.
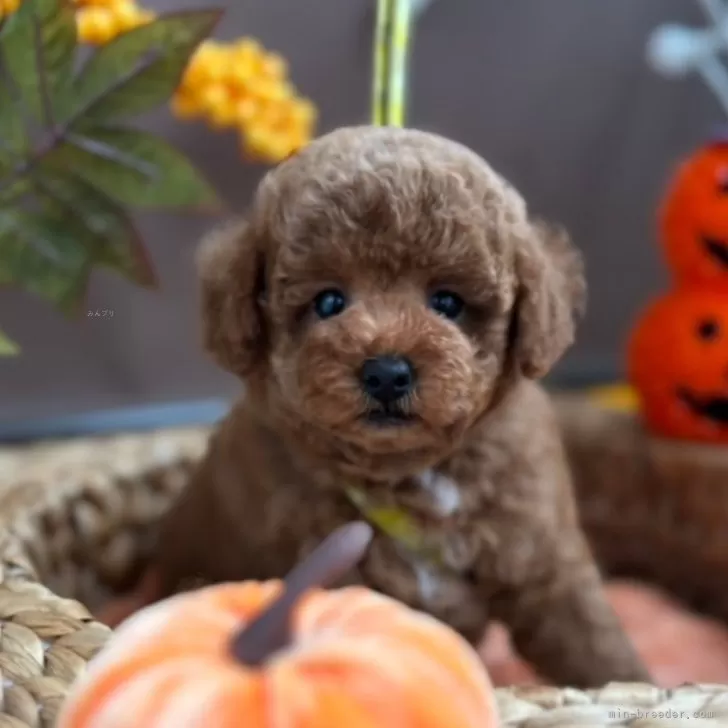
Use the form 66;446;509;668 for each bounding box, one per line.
344;485;444;566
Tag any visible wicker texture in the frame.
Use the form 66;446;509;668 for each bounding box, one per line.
0;427;207;727
0;407;723;725
498;683;728;726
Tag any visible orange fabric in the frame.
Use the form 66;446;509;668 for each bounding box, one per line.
481;580;728;688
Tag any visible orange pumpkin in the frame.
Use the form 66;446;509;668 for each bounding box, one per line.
58;523;498;728
627;287;728;443
661;142;728;286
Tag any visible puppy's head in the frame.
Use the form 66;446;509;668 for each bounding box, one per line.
199;126;585;477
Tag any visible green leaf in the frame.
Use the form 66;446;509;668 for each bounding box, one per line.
0;328;19;356
0;177;32;205
0;0;77;125
33;168;157;286
0;76;28;164
68;10;222;123
47;125;220;209
0;207;90;311
0;1;226;323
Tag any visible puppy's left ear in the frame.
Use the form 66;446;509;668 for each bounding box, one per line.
512;220;586;379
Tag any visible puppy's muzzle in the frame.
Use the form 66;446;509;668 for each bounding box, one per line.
360;355;415;405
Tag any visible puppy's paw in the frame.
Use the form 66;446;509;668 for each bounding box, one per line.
95;593;148;628
95;568;163;628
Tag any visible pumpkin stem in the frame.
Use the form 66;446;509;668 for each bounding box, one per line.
230;521;374;666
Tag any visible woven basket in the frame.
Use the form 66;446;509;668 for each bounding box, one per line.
1;399;728;726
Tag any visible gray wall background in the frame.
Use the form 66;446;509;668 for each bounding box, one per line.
0;0;720;424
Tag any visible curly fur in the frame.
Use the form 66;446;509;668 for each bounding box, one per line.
143;126;646;687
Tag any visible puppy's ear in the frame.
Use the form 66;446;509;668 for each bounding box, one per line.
196;218;267;378
512;220;586;379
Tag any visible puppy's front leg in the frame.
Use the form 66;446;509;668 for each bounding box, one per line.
491;531;649;687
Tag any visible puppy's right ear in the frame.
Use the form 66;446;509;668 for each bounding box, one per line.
196;218;266;378
511;221;586;379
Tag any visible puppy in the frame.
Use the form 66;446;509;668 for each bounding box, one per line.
138;126;648;686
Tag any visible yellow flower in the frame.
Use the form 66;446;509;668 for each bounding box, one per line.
182;41;228;88
175;34;317;162
233;96;259;123
74;0;114;7
260;52;287;81
113;2;155;32
197;83;229;114
250;77;292;104
232;37;263;61
242;125;288;164
236;93;316;162
226;59;258;91
170;90;201;120
289;98;317;127
0;0;317;160
0;0;20;15
207;95;239;129
76;6;117;45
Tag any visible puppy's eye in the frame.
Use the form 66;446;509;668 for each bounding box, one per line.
313;289;347;319
429;290;464;320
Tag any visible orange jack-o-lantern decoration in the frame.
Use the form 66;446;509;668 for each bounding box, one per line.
58;523;498;728
628;288;728;443
661;142;728;285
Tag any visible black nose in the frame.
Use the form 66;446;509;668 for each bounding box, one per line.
360;356;415;404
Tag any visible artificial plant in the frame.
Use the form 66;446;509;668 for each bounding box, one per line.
0;0;318;357
0;0;224;354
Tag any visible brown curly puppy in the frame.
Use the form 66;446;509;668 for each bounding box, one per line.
137;126;648;686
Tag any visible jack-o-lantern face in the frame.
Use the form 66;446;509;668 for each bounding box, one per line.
661;143;728;285
628;288;728;443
